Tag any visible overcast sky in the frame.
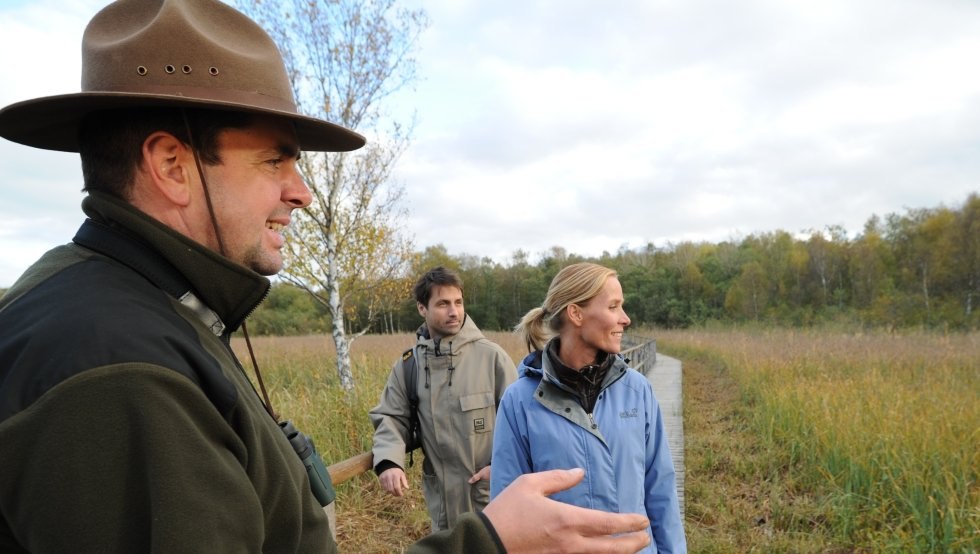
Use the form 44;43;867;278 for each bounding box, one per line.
2;0;979;287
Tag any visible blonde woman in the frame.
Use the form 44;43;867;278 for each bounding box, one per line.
490;263;686;553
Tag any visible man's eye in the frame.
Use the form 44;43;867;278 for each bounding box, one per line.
268;158;283;168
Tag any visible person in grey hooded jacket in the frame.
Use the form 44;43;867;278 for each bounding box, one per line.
491;262;686;553
370;267;518;532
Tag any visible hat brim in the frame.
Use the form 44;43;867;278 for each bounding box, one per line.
0;92;366;153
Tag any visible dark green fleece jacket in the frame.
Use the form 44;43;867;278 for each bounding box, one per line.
0;193;503;553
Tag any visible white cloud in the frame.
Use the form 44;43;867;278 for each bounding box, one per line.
2;0;980;286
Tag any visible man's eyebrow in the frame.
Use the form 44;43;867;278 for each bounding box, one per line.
277;142;301;159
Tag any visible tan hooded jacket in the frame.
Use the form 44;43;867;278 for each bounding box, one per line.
370;316;517;531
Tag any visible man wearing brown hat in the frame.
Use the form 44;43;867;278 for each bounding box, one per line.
0;1;652;553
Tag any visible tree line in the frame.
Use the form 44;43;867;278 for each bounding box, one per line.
248;192;979;334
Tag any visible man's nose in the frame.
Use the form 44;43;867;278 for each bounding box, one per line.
283;166;312;208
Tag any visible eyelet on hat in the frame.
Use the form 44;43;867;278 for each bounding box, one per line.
182;65;192;74
136;66;148;76
209;67;219;76
165;65;176;74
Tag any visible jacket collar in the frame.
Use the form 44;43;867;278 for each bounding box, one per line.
521;338;629;392
75;192;270;334
415;314;484;354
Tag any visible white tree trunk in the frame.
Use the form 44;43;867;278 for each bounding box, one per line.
329;278;354;391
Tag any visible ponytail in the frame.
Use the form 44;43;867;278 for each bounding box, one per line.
514;306;552;353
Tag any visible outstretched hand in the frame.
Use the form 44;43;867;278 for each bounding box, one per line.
483;468;651;553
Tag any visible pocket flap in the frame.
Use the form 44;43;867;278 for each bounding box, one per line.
459;392;494;411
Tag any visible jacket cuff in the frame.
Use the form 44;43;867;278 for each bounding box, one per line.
374;459;403;476
476;511;507;553
407;511;505;554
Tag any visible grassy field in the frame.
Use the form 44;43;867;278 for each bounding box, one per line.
234;328;979;553
659;328;979;553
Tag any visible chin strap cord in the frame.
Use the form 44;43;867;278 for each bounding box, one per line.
181;109;278;422
241;320;278;421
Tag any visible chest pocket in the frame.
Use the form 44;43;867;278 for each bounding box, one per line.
459;392;495;434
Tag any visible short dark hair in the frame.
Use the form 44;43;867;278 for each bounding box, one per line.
78;107;256;199
413;266;464;307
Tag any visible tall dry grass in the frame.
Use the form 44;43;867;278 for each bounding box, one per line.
657;328;979;553
233;328;977;551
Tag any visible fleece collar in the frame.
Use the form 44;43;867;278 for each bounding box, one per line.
77;192;270;333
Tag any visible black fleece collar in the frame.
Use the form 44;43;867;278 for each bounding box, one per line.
76;193;270;333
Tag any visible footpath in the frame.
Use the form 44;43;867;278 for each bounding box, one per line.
643;353;685;516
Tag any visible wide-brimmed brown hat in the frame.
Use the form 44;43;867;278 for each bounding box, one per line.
0;0;365;153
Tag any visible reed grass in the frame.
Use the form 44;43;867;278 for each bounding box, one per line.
658;328;979;553
233;328;977;552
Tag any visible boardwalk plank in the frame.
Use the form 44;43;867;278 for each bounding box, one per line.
643;352;685;516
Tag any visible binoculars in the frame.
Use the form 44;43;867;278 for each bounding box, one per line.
279;420;336;507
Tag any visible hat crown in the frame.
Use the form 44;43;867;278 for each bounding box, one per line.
82;0;297;113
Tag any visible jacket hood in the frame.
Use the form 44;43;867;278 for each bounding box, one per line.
415;315;485;353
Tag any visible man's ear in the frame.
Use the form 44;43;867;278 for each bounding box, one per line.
417;301;427;318
141;131;195;206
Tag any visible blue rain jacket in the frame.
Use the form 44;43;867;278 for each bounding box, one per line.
490;346;686;553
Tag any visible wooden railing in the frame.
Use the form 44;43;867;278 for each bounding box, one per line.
327;451;374;486
325;337;659;487
621;335;657;374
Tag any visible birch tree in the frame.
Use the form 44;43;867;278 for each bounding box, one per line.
237;0;427;390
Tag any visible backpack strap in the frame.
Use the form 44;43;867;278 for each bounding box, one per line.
403;348;418;409
402;348;423;466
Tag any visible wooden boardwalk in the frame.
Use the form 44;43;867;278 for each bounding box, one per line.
643;352;685;516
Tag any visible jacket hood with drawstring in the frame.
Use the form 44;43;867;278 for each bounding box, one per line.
414;314;484;388
369;315;517;532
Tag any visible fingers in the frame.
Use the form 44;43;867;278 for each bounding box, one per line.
519;467;585;496
483;468;652;554
381;476;400;496
556;503;650;537
566;530;652;554
468;465;491;484
379;469;409;497
389;482;406;496
542;505;651;553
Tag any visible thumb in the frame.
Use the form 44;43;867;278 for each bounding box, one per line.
529;468;585;496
